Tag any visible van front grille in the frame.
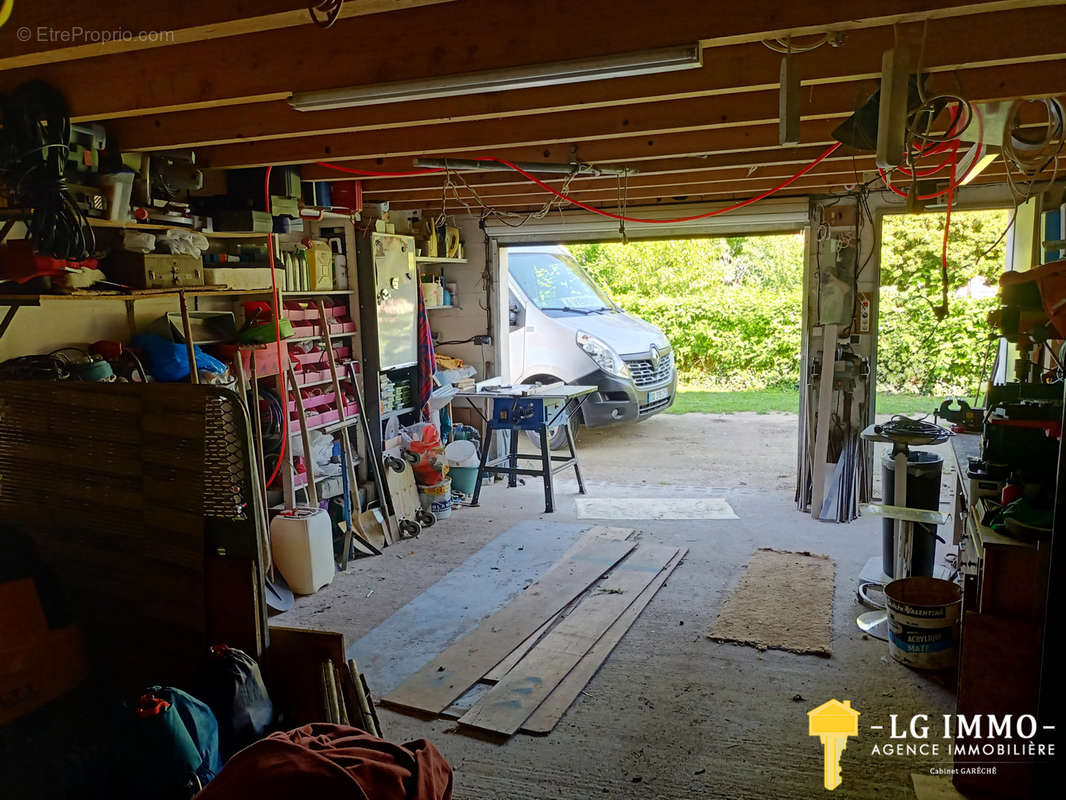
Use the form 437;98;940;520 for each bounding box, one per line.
625;350;674;388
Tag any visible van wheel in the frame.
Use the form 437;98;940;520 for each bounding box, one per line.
525;421;572;451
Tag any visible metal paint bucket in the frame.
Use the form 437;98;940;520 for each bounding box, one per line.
418;479;452;519
884;577;962;670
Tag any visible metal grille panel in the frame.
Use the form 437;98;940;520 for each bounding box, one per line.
625;350;674;387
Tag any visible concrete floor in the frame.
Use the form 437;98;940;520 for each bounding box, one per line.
278;412;961;799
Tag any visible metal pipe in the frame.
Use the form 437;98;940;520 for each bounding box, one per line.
413;158;634;177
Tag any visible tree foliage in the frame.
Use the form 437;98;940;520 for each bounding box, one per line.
569;211;1009;394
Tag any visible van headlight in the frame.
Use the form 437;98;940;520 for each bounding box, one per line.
576;330;630;380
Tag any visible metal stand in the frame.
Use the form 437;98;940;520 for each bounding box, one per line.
456;384;595;513
856;423;949;640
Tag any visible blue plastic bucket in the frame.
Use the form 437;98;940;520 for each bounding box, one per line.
449;466;479;496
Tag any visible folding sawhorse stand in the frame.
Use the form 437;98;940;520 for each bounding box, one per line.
455;383;597;513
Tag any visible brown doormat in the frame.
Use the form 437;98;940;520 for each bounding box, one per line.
706;548;834;656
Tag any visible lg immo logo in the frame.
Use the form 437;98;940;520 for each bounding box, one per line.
808;700;860;791
0;0;14;29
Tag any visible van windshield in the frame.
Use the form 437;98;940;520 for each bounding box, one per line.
509;252;615;314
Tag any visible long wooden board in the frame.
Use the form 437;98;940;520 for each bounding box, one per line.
381;536;636;715
522;547;686;734
479;526;634;684
482;616;557;684
457;544;679;736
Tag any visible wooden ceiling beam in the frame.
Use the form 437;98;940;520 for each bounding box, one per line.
0;0;1054;120
369;162;875;203
347;147;858;194
195;61;1065;168
106;5;1066;151
386;170;1010;211
0;1;453;72
374;157;1004;203
297;145;847;183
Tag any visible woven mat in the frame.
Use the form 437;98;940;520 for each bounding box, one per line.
707;548;834;656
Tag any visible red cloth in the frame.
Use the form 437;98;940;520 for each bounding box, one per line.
194;724;452;800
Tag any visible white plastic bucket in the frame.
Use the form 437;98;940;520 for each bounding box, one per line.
884;577;962;671
444;439;479;468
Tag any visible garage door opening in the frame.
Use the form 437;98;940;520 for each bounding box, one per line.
876;207;1012;413
504;235;807;429
498;235;808;500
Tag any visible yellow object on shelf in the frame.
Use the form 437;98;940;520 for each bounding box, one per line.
305;239;334;291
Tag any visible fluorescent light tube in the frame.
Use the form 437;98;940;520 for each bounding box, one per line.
289;45;701;111
959;148;999;185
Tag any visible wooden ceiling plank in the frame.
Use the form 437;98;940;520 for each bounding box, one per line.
370;163;876;202
385;170;1010;211
374;156;1003;202
0;0;1053;121
107;5;1066;151
195;61;1066;168
296;145;850;183
0;1;454;72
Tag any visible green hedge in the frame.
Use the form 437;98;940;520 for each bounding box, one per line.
614;288;803;390
876;288;998;396
613;288;996;394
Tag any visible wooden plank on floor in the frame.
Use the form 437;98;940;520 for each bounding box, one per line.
457;543;679;736
521;547;686;735
482;616;556;684
381;536;637;715
479;526;634;684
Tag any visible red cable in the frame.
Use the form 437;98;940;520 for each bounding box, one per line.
313;142;843;223
465;143;842;224
263;165;287;489
940;143;958;296
313;161;445;177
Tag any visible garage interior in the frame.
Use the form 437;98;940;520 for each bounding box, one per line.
1;2;1065;798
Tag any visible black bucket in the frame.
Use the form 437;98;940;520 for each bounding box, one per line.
881;450;943;578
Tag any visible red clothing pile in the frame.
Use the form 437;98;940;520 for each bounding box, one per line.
195;724;453;800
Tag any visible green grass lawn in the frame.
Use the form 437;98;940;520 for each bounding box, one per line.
666;389;940;417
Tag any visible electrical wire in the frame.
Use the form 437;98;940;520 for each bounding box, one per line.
760;33;834;54
308;0;345;28
313;161;445;177
0;81;95;260
1002;97;1064;203
313;141;843;226
263;166;287;489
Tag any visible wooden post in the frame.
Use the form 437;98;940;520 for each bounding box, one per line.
178;290;199;385
287;363;319;506
810;324;838;518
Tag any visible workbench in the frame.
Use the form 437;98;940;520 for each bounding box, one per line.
454;383;596;513
947;431;1047;798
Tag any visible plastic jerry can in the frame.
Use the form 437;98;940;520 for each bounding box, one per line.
270;507;335;595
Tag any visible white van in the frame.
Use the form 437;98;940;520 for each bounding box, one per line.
506;245;676;448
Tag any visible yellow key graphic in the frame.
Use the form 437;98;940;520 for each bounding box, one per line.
807;700;860;791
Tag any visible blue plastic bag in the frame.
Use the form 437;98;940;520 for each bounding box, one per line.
133;333;228;382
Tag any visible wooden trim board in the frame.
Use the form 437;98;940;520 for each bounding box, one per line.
521;547;686;735
381;534;636;715
457;544;680;736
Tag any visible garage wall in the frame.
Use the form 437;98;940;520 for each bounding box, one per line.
426;215;498;384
